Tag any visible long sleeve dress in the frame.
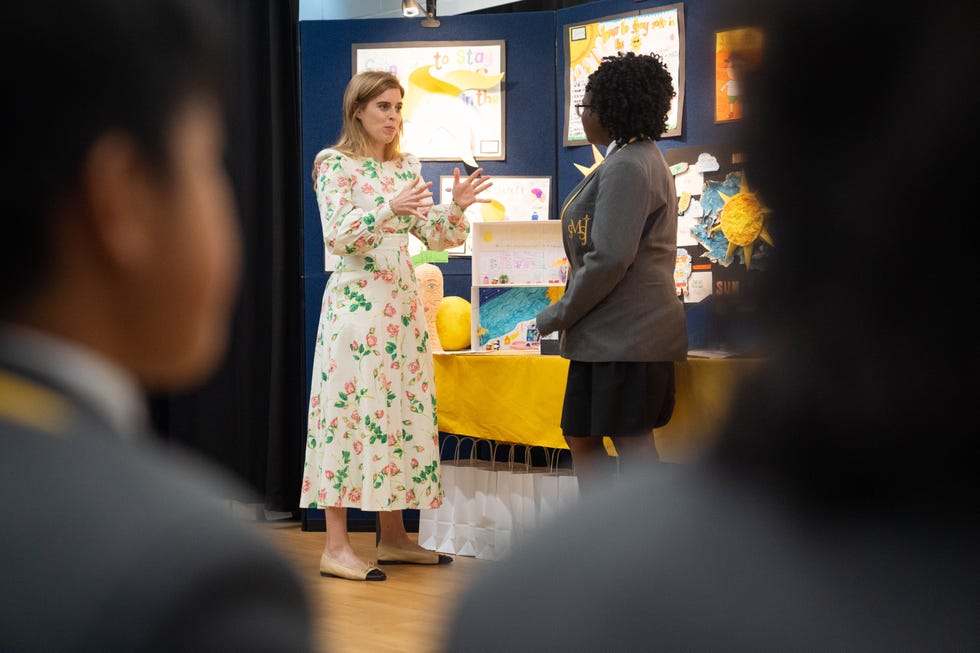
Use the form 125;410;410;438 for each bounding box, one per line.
300;149;469;512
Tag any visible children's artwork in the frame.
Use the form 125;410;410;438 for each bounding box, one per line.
438;175;552;254
563;3;685;145
354;40;505;166
475;286;556;351
714;27;763;123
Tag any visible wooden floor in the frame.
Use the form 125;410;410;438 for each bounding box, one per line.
254;519;494;653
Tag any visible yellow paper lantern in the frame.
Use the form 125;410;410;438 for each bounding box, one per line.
435;295;471;351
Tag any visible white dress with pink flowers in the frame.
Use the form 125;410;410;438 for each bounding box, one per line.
300;149;468;512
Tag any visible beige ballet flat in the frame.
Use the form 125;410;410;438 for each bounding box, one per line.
319;553;386;581
376;543;453;565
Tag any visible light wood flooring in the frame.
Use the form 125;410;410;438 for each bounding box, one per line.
254;520;494;653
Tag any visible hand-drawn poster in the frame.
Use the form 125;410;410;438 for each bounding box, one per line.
563;3;685;146
438;175;552;254
354;41;505;166
714;27;763;123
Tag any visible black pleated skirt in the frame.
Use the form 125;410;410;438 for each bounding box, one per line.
560;360;676;437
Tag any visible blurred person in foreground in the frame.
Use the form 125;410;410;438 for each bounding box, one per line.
0;1;315;651
446;1;979;650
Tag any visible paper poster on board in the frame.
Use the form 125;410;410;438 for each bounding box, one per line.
354;40;505;167
563;3;685;145
437;175;552;255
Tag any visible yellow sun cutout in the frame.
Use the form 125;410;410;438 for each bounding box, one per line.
709;178;773;269
574;144;604;177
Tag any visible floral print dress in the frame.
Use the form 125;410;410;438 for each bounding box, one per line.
300;149;469;511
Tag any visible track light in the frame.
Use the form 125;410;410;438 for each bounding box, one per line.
401;0;420;17
421;0;440;27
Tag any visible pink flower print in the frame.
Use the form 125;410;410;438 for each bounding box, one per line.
358;278;368;288
328;358;337;373
318;488;328;503
380;269;395;283
406;489;416;502
349;488;362;503
351;410;361;424
390;361;400;370
381;176;395;193
353;440;363;454
375;409;385;419
318;161;330;174
410;458;420;468
344;381;356;395
429;497;443;509
387;323;399;337
449;212;461;225
325;470;335;479
354;236;367;250
384;303;396;317
408;361;420;374
302;477;311;492
366;333;378;348
405;391;416;402
310;395;320;409
336;176;350;187
329;417;338;429
414;328;421;338
421;382;428;393
382;462;400;475
361;183;374;194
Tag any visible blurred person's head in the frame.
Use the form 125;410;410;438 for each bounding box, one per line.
0;0;241;391
713;0;978;515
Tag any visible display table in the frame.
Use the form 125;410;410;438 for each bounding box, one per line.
433;352;765;462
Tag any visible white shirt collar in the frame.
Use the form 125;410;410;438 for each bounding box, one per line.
0;323;149;438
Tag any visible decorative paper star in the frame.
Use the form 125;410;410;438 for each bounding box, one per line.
573;144;604;177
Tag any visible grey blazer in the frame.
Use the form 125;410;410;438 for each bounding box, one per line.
0;362;314;652
536;139;687;362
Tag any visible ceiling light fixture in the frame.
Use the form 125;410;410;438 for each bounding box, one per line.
401;0;421;17
421;0;440;27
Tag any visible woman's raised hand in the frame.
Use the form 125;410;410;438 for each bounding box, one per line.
451;167;493;210
389;176;434;218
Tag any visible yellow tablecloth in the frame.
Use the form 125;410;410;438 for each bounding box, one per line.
433;352;765;462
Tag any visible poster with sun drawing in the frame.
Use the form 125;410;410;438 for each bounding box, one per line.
714;27;763;123
354;41;505;167
563;3;685;146
666;144;771;353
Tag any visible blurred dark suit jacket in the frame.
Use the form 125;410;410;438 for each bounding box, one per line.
0;360;315;652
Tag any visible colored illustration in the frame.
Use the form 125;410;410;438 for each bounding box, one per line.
355;41;505;165
476;286;553;350
435;175;553;255
695;171;772;269
564;4;685;145
674;247;693;298
714;27;763;123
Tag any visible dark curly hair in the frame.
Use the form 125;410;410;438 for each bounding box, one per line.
586;51;674;143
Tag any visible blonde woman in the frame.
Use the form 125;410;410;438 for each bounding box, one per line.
301;71;491;581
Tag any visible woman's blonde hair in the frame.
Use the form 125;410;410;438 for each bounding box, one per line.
312;70;405;181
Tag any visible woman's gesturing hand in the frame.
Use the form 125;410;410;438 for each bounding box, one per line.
451;167;493;210
389;176;434;218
